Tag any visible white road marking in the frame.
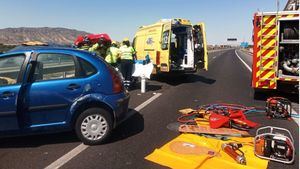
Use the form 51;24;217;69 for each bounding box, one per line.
45;144;88;169
44;93;162;169
235;50;252;72
208;48;233;53
134;93;162;112
234;49;299;125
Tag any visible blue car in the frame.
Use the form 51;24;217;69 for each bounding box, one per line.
0;46;130;145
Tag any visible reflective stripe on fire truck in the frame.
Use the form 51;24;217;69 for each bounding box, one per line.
255;13;299;89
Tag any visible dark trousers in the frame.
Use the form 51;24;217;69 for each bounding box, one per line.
120;59;134;85
110;63;118;68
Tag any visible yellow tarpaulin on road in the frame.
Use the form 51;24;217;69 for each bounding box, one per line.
145;134;268;169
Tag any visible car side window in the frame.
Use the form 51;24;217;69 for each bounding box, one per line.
0;55;25;86
78;57;97;77
34;53;76;81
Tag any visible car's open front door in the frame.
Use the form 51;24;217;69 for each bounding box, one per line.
193;22;208;71
0;54;28;131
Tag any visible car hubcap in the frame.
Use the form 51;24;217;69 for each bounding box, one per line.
81;114;108;141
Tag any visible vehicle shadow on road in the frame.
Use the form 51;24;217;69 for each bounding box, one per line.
152;74;216;86
254;91;299;103
0;131;79;148
107;109;144;143
0;110;144;148
130;83;162;92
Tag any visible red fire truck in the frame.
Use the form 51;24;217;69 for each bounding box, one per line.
252;10;299;95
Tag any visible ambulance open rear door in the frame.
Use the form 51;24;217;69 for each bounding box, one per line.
160;21;172;72
193;22;208;71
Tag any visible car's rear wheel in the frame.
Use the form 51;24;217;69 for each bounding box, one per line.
75;108;112;145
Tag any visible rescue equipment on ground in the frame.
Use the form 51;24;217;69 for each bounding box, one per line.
209;111;258;130
179;124;250;137
222;143;246;165
254;126;295;164
145;134;269;169
266;97;292;120
145;104;273;169
177;103;259;131
169;141;220;157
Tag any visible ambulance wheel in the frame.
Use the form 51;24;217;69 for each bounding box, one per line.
75;108;112;145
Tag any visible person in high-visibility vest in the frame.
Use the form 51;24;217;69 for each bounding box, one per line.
105;41;120;67
88;37;109;57
119;38;136;88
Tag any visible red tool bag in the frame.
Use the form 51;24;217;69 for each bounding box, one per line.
209;113;230;129
209;109;258;130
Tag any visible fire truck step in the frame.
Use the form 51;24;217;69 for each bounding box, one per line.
259;56;277;59
259;67;277;71
261;35;278;38
260;45;277;49
258;78;276;81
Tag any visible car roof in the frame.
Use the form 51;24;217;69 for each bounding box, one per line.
1;45;95;58
0;45;105;67
9;45;76;53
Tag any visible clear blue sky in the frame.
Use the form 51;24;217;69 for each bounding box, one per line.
0;0;288;45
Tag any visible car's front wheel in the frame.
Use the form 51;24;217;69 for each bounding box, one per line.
75;108;112;145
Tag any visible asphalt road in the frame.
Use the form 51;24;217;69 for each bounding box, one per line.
0;49;298;169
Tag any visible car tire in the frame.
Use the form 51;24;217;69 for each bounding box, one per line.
75;108;112;145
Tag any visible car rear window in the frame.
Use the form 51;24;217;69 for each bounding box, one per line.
78;57;97;77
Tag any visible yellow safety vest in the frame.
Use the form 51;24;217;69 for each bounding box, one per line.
78;44;90;51
88;43;107;57
105;47;119;64
119;45;135;60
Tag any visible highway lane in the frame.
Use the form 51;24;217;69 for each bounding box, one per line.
0;76;164;168
236;49;253;67
0;49;225;169
61;49;298;169
0;49;298;169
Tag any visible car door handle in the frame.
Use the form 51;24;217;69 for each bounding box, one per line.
67;84;81;90
1;91;15;98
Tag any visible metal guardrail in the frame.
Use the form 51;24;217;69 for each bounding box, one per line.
0;62;74;79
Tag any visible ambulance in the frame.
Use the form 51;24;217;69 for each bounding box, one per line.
133;18;208;74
